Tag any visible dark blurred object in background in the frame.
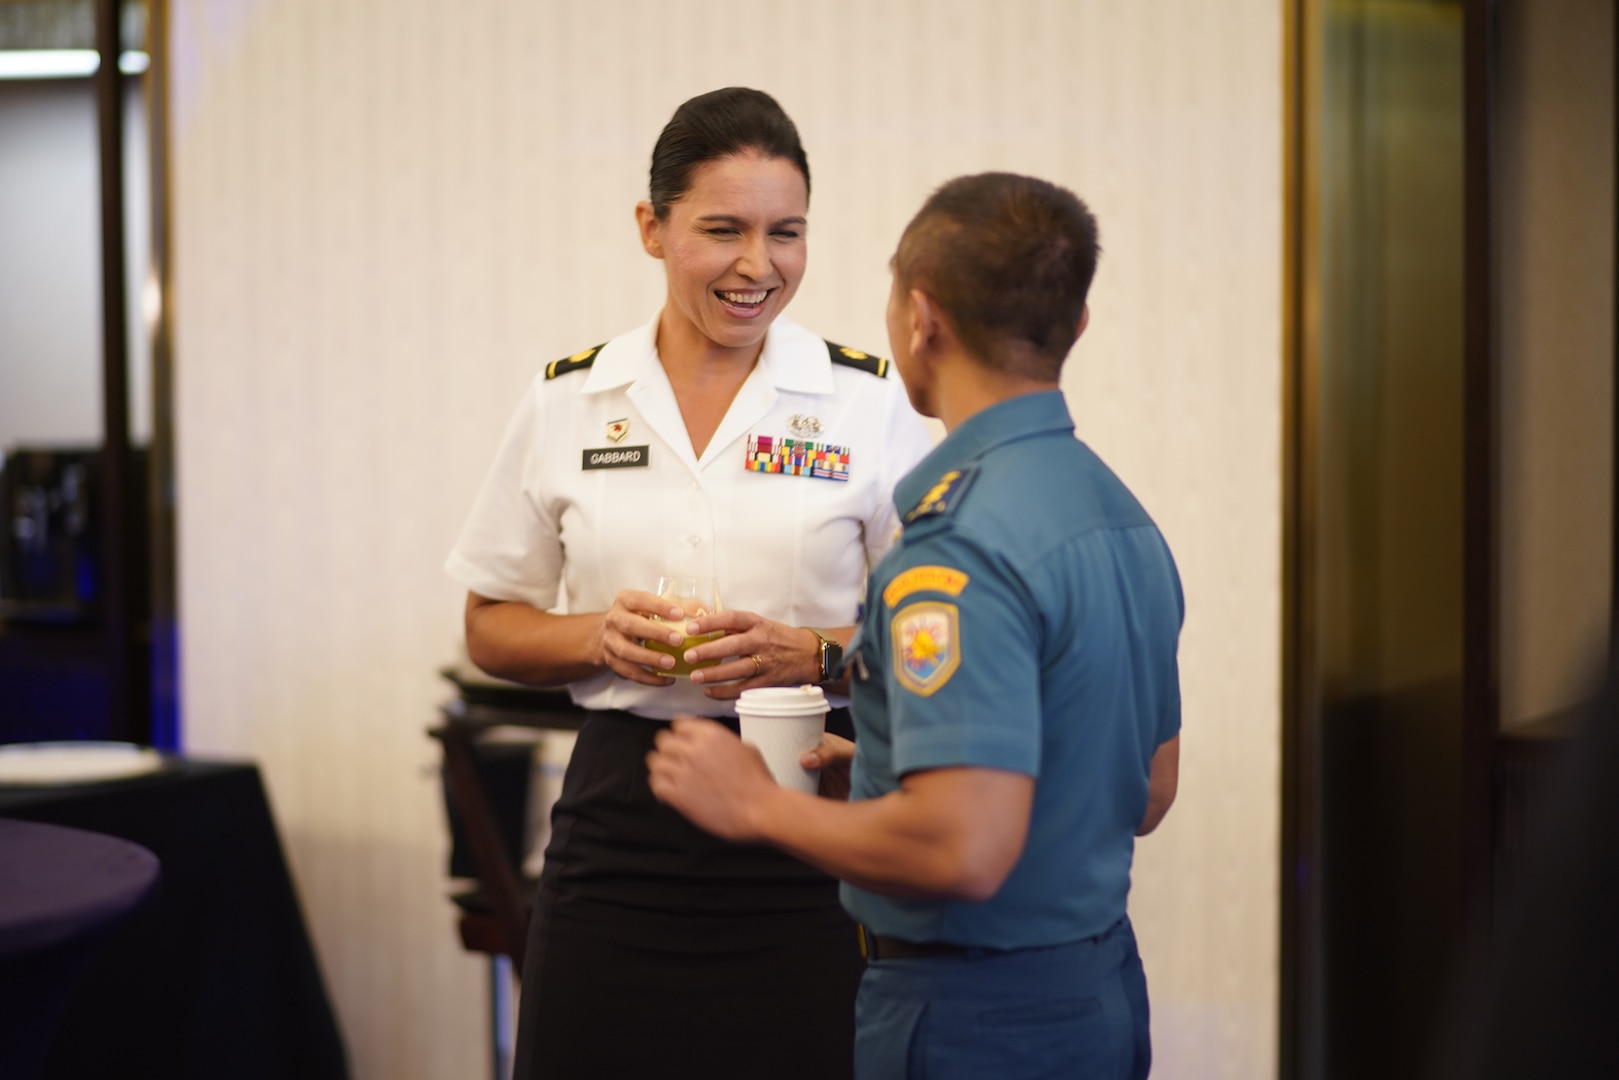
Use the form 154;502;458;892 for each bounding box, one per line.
1425;650;1619;1079
0;446;152;744
1;447;105;625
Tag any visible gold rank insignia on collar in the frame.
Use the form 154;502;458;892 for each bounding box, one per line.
903;465;979;523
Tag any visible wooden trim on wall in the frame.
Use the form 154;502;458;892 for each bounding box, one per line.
95;0;140;741
146;0;178;748
1280;1;1320;1077
1460;0;1498;941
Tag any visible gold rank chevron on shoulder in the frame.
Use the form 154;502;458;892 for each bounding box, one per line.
545;344;605;380
903;465;980;524
825;341;890;378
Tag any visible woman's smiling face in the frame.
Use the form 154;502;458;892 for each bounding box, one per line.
638;150;809;355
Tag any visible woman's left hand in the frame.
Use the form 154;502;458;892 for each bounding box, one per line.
683;610;819;698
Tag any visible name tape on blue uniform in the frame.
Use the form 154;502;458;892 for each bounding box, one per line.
582;445;649;470
745;435;851;481
883;566;970;608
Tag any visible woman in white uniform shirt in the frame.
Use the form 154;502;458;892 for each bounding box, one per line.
446;88;932;1080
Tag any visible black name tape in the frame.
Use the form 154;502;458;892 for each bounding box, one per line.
582;445;650;470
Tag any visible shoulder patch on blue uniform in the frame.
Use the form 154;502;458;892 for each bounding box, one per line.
892;601;961;696
903;465;979;524
825;341;889;379
545;344;604;380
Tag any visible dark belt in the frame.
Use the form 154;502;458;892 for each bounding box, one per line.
856;923;972;961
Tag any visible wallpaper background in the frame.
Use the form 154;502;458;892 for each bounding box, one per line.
169;1;1282;1075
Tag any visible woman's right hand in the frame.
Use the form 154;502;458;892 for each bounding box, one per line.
597;588;690;685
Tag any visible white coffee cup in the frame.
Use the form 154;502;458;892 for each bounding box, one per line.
736;686;830;793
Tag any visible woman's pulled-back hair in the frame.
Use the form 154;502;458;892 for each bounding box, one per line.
648;87;810;220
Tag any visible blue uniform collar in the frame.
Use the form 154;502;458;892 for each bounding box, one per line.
894;390;1075;515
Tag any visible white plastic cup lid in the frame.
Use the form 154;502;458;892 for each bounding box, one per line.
736;685;830;719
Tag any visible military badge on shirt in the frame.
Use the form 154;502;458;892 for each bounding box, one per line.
788;413;822;437
892;601;961;697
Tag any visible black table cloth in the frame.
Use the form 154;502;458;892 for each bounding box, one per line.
0;819;161;1079
0;818;160;955
0;759;349;1079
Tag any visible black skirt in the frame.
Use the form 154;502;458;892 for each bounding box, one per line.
512;709;864;1080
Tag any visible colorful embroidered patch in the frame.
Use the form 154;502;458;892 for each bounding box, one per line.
882;566;970;608
892;601;960;697
744;435;850;481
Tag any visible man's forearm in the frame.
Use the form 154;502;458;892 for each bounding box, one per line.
747;768;1034;903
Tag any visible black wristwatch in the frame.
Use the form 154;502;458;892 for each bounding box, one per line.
805;627;844;684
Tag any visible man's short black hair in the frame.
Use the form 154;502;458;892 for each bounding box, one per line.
894;173;1100;379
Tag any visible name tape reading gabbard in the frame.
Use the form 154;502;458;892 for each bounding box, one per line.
582;446;650;470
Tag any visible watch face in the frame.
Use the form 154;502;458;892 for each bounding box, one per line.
808;629;843;682
824;640;844;680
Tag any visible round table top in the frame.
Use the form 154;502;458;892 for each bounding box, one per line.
0;817;161;957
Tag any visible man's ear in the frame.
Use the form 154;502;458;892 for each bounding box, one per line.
909;288;947;361
635;202;664;259
1074;304;1090;341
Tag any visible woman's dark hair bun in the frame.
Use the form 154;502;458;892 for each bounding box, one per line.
648;87;810;219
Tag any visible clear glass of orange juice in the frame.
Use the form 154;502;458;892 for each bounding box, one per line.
645;575;724;676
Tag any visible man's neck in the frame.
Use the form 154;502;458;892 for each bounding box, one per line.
933;355;1059;433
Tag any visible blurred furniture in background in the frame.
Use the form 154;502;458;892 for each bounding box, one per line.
0;818;160;1080
432;664;583;1080
0;758;348;1079
0;444;156;746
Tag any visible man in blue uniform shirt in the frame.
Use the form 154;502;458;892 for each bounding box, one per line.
649;172;1183;1080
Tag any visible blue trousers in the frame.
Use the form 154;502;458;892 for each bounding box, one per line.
854;918;1151;1080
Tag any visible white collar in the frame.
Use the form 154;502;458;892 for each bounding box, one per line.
580;311;836;396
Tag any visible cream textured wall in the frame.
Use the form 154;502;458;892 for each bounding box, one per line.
170;1;1281;1077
